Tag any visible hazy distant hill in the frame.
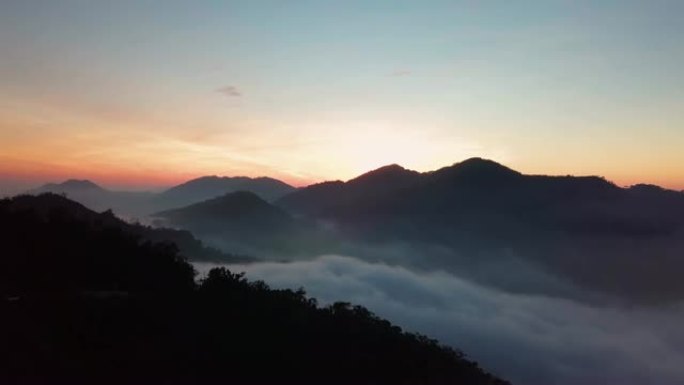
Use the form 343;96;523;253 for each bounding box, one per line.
154;191;332;258
29;180;155;217
156;176;295;208
28;176;296;218
0;193;508;385
156;191;293;233
37;179;104;192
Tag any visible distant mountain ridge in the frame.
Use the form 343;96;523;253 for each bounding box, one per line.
27;175;296;217
277;157;648;224
37;179;104;192
277;157;684;245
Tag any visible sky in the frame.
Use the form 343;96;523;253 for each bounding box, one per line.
1;0;683;193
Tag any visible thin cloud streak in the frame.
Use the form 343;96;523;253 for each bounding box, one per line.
216;85;242;97
390;70;412;77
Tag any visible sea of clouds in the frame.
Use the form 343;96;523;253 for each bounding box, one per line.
194;255;684;385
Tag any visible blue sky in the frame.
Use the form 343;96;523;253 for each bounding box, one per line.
1;0;683;190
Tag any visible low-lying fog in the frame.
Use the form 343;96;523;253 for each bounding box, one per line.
195;255;684;385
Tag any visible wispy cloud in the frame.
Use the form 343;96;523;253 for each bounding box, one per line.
216;85;242;97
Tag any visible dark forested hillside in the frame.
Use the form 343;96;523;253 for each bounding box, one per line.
0;194;509;385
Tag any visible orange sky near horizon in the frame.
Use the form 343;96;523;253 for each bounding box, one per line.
1;146;682;193
1;90;682;192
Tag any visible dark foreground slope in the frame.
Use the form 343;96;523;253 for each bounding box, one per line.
6;193;250;264
0;195;508;385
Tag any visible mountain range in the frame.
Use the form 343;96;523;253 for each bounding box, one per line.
152;158;684;303
22;158;684;303
280;157;684;239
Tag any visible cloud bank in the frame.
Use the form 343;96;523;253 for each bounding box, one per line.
195;255;684;385
216;85;242;97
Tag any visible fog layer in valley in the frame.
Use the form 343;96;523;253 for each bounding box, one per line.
195;255;684;385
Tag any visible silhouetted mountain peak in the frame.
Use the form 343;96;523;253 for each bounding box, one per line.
188;175;220;182
171;175;290;188
170;175;234;189
41;179;104;191
349;163;420;184
455;157;518;173
629;183;666;193
432;158;521;183
364;163;406;174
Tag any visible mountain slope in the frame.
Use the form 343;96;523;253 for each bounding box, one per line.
0;194;509;385
154;191;328;258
